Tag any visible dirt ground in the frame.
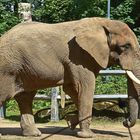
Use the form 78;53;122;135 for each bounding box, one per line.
0;119;140;140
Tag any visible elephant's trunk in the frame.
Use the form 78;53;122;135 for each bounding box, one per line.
123;59;140;128
123;97;139;128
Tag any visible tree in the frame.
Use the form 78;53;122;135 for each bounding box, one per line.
110;0;140;42
1;0;140;39
32;0;107;23
0;0;20;36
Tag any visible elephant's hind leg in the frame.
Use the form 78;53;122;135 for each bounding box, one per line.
14;91;41;136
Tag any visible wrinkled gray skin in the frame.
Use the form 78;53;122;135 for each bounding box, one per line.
0;17;139;138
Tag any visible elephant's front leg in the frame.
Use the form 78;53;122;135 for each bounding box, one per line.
14;91;41;136
77;73;95;138
64;66;95;138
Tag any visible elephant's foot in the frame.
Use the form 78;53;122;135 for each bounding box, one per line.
21;114;41;136
22;125;41;136
77;119;94;138
77;129;94;138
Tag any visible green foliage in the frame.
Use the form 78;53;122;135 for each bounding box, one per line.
134;27;140;43
37;88;51;95
42;0;74;22
6;99;51;116
6;100;20;116
32;0;107;23
0;0;20;36
95;75;127;95
110;0;140;40
111;0;135;24
33;100;51;112
72;0;107;18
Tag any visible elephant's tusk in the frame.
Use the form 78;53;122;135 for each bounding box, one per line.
126;70;140;85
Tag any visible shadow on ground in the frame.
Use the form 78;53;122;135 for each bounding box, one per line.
0;126;128;139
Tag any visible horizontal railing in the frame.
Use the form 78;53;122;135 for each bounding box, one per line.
99;70;126;75
34;94;128;101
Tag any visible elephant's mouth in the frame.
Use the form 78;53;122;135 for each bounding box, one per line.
126;70;140;85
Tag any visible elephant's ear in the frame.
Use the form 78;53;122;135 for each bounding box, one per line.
75;27;110;68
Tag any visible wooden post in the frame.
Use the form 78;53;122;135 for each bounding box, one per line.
60;86;66;109
18;3;32;22
51;87;59;122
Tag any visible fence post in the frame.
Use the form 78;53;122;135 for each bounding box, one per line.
0;104;6;119
107;0;111;19
51;87;59;122
0;107;4;119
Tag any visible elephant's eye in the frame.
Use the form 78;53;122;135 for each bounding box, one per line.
120;43;131;51
124;43;131;49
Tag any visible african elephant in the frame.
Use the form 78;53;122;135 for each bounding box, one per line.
0;17;140;138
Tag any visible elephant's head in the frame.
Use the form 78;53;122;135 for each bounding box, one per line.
73;18;140;83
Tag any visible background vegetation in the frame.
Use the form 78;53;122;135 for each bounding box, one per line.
0;0;140;118
0;0;140;40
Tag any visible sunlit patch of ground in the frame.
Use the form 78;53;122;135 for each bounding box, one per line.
0;119;140;140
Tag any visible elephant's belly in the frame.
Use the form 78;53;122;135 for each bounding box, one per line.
23;77;64;91
20;71;64;91
18;59;65;90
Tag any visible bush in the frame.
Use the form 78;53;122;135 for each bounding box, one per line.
0;0;20;36
95;75;127;95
